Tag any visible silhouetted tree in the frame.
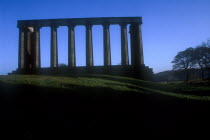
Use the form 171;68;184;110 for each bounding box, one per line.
172;47;196;82
207;39;210;47
194;42;210;80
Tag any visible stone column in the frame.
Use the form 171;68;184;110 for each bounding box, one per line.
120;24;129;66
139;24;144;65
50;25;58;68
24;27;32;70
68;25;76;67
33;26;41;69
130;23;144;68
103;24;111;66
18;26;25;69
85;24;94;66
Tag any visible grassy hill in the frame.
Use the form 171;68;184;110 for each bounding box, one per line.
0;74;210;138
1;74;210;100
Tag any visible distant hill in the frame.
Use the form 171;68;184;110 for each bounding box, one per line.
154;68;210;82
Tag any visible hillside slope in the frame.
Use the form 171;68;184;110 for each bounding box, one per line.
0;75;210;138
0;74;209;100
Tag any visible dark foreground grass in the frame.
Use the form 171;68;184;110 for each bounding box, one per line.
0;74;210;138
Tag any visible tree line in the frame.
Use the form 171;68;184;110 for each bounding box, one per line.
172;39;210;82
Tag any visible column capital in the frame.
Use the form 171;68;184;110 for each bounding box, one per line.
85;23;93;28
119;23;127;27
67;24;76;28
132;20;143;25
17;25;28;30
102;23;110;28
33;25;42;31
130;22;141;26
50;25;59;29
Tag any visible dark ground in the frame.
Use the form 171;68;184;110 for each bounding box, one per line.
0;81;210;139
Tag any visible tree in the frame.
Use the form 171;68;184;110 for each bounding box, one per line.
194;42;210;80
207;39;210;47
172;47;196;82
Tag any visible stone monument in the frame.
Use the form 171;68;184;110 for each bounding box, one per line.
11;17;153;80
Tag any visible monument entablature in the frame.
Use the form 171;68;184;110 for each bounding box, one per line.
17;17;142;27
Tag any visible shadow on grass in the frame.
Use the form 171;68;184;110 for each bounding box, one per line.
0;80;210;138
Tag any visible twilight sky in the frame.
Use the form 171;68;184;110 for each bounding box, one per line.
0;0;210;75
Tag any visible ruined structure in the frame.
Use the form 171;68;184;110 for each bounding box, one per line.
11;17;153;80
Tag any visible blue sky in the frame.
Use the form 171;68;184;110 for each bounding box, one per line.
0;0;210;75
